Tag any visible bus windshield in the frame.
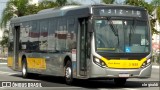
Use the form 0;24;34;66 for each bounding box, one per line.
94;18;150;53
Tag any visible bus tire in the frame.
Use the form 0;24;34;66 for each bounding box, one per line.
114;78;126;86
65;60;73;85
22;58;28;78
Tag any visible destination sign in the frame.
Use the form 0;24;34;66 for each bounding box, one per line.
94;8;143;17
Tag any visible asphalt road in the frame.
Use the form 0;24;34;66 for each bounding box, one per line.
0;63;159;90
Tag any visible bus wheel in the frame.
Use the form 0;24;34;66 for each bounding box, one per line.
114;78;126;86
22;58;28;78
65;60;73;85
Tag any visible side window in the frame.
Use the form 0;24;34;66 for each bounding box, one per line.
30;21;40;51
67;17;77;50
56;18;67;51
21;22;30;50
48;19;57;52
39;20;48;51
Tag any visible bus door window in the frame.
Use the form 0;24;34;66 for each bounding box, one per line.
13;26;20;69
78;18;88;76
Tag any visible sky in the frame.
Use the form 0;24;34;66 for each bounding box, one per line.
0;0;8;20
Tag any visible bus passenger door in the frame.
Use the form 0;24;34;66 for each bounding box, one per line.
78;18;88;76
13;26;20;70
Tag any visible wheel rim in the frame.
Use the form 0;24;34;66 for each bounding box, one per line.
65;67;71;78
22;63;26;76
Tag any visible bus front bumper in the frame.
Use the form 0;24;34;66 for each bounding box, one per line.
90;64;152;78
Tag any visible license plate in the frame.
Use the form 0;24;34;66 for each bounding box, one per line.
119;73;130;77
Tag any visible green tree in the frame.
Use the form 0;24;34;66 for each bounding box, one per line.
0;29;9;47
56;0;67;6
25;4;39;15
151;0;160;6
156;7;160;24
124;0;159;34
102;0;115;4
38;0;58;10
151;0;160;26
0;0;29;27
125;0;153;14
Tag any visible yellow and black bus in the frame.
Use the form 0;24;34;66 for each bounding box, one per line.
8;4;152;85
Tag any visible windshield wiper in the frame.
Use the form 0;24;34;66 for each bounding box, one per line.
107;18;118;36
107;18;120;52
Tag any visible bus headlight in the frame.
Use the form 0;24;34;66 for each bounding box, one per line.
93;58;106;68
141;59;151;68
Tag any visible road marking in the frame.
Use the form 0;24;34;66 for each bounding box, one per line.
124;88;140;90
99;88;140;90
152;65;159;69
0;71;17;75
98;89;109;90
0;63;7;64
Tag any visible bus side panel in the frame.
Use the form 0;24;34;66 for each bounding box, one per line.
27;58;45;69
25;53;67;77
25;53;47;73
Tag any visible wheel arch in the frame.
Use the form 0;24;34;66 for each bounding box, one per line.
21;54;29;78
64;56;72;67
21;55;27;66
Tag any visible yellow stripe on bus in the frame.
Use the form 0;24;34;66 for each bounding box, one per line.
7;57;46;69
101;57;147;69
97;48;116;50
27;58;46;69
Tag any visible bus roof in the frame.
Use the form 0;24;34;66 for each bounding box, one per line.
10;4;146;24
